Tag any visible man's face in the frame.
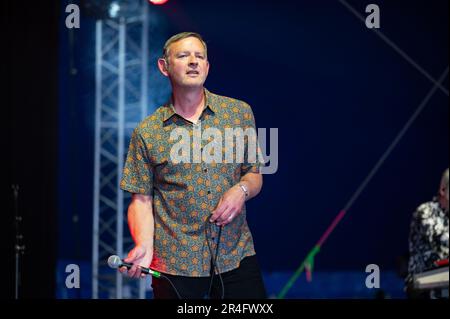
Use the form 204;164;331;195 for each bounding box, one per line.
162;37;209;88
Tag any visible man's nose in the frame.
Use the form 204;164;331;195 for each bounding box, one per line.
188;56;198;66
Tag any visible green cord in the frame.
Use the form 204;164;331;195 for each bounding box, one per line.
277;245;321;299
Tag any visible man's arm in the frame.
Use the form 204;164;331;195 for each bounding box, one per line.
120;193;154;278
210;172;263;226
128;193;154;247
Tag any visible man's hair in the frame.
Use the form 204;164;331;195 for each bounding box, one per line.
162;32;207;62
440;168;449;191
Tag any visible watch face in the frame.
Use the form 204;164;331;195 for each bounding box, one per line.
240;184;248;196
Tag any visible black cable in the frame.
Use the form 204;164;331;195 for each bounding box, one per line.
206;222;224;299
151;221;223;300
206;224;216;297
152;220;226;300
159;274;182;299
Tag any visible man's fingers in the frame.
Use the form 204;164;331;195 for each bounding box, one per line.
127;264;141;278
127;266;136;277
125;247;144;263
120;264;147;279
210;197;225;222
216;207;235;225
124;251;135;263
210;202;228;222
119;266;128;274
132;266;142;279
119;246;152;279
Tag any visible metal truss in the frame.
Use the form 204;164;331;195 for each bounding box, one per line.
92;0;149;299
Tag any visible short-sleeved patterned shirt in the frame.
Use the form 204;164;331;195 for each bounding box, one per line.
120;88;261;277
406;198;449;284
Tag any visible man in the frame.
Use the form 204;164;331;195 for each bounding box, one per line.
406;168;449;298
119;32;266;299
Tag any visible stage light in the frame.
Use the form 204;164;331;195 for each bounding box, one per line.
149;0;169;5
108;1;120;18
81;0;141;20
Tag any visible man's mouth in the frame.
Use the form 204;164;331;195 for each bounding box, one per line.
186;70;199;75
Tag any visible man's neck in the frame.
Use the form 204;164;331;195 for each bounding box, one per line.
172;86;205;122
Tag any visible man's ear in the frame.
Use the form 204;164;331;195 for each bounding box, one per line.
205;60;210;75
157;58;169;77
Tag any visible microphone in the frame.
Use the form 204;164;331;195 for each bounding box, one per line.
107;255;161;278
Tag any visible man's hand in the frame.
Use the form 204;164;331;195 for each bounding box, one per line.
119;245;153;279
210;184;246;226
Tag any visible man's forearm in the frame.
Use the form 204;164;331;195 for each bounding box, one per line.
239;172;263;200
128;195;154;248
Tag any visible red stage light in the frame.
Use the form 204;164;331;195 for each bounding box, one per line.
149;0;169;5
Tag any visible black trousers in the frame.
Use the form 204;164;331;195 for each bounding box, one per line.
151;255;267;299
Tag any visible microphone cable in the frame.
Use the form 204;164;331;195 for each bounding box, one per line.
165;220;225;299
108;255;183;299
115;222;225;299
206;222;225;299
158;273;182;299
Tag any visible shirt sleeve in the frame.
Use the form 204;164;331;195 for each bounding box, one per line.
408;205;439;274
120;127;154;195
240;102;262;176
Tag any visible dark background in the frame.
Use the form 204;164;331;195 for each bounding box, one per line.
5;0;448;298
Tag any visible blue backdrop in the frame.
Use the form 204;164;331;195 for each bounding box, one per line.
57;0;448;297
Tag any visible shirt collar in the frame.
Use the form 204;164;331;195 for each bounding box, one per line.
162;88;217;122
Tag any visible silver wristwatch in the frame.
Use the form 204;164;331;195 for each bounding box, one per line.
238;183;249;197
